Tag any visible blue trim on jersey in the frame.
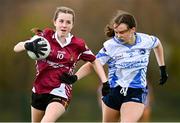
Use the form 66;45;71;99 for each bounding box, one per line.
113;36;135;48
96;52;108;58
113;37;134;48
141;69;146;82
113;37;124;45
150;36;157;48
130;69;142;85
110;72;118;87
129;69;145;88
136;33;142;43
113;33;140;49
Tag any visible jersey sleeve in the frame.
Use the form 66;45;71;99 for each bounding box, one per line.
79;44;96;62
96;47;111;65
149;35;160;48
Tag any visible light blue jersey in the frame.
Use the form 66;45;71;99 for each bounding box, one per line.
97;33;159;95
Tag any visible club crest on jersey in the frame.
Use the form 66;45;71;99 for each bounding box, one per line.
139;49;146;55
57;51;66;59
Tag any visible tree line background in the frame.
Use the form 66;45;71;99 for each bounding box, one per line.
0;0;180;121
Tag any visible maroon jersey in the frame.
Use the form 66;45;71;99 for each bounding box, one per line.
32;28;96;99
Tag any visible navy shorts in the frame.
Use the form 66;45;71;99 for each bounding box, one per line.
102;86;148;111
31;92;70;111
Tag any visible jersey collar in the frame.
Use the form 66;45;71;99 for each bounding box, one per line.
113;33;140;48
54;32;73;47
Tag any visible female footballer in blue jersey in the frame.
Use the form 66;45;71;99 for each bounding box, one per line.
61;10;168;122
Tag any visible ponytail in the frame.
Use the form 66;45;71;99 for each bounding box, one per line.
104;25;115;37
31;27;43;35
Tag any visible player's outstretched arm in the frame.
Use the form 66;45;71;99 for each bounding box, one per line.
60;61;93;84
75;59;108;83
60;59;108;85
14;41;26;52
153;41;168;85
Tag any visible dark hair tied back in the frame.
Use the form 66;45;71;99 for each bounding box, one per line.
104;25;115;37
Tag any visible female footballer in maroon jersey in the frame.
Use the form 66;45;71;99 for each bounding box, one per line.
14;6;107;122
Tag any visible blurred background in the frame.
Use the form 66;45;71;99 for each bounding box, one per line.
0;0;180;122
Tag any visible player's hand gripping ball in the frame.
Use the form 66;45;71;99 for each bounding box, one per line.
25;35;51;60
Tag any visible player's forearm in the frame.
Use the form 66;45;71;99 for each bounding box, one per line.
153;42;165;66
14;42;26;52
75;62;93;80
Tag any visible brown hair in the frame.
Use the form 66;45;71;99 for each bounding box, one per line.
30;7;75;34
53;6;75;24
31;27;43;35
105;10;136;37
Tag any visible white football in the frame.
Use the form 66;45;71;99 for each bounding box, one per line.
27;35;51;60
